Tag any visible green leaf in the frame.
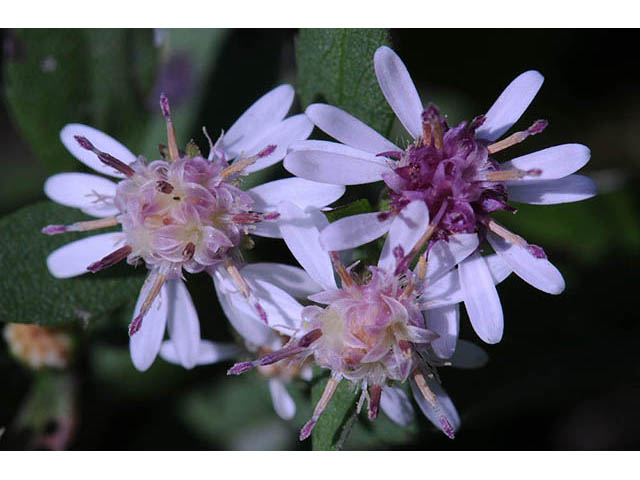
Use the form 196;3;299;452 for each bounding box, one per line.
0;201;144;326
310;368;361;450
296;28;394;137
324;198;373;223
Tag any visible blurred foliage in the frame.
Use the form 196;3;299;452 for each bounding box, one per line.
296;28;395;137
0;201;144;326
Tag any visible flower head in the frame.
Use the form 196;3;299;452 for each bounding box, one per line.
3;323;73;369
285;46;596;344
41;85;343;371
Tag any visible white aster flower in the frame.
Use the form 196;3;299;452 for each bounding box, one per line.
284;46;596;344
41;85;344;371
222;200;508;440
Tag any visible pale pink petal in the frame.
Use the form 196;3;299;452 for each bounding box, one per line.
278;201;337;289
475;71;544;142
269;379;296;420
221;84;294;158
160;340;239;366
507;174;597;205
378;200;429;271
503;144;591;183
320;212;393;252
487;231;565;295
458;252;504;344
373;46;423;139
305;103;399;154
130;275;169;372
60;123;135;178
165;279;200;369
46;232;125;279
380;385;415;426
249;178;345;212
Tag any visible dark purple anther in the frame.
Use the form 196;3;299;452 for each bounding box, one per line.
87;245;132;273
368;384;382;420
156;180;174;194
376;150;403;160
74;135;94;151
526;244;547;259
75;135;135;177
469;114;486;130
262;211;280;221
526;168;543;177
422;104;441;124
298;328;322;348
160;93;171;119
440;416;455;439
257;144;276;158
182;242;195;260
255;302;268;324
42;224;67;235
227;362;254;375
299;419;317;441
528;119;548;135
128;314;143;336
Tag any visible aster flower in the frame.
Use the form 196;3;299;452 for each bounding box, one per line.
41;85;344;371
225;200;511;440
284;46;596;344
3;323;73;369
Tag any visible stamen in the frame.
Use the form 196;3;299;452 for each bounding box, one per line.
487;119;548;154
160;93;180;162
74;136;135;177
368;384;382;420
225;258;270;324
487;220;526;247
422;105;443;150
42;216;119;235
182;242;195;260
220;157;256;180
87;245;132;273
330;251;353;288
129;272;167;336
483;168;542;182
300;376;342;441
413;372;437;408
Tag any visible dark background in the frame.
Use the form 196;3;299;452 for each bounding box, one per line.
0;29;638;450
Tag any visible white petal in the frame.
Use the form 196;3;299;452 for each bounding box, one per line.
278;201;337;289
243;114;314;173
221;84;294;158
80;205;120;218
320;212;393;252
487;231;565;295
249;178;345;212
503;144;591;183
421;269;463;308
241;262;323;299
458;252;504;344
46;232;125;279
373;46;423;139
475;71;544;142
165;280;201;369
378;201;429;271
425;233;479;283
410;377;460;437
160;340;239;366
284;141;391;185
130;275;169;372
212;270;279;347
269;379;296;420
305;103;400;154
380;386;415;426
507;174;597;205
449;340;489;369
425;304;460;359
484;253;512;284
60;123;135;178
44;173;118;217
249;221;282;239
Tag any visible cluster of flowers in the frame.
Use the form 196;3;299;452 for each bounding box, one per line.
41;47;595;441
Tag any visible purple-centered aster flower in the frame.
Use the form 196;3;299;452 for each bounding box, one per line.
41;85;345;371
284;46;596;345
225;200;507;440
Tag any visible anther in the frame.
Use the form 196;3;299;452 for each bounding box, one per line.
486;119;548;155
182;242;195;260
300;377;342;440
87;245;132;273
160;93;180;162
74;136;135;177
422;105;443;150
156;180;174;194
368;384;382;420
330;251;353;288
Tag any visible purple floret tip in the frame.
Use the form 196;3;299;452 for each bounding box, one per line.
257;144;276;158
440;416;455;439
528;119;548;135
526;244;547;259
227;362;253;375
159;93;171;118
128;315;143;336
74;135;94;151
42;224;67;235
299;419;317;440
